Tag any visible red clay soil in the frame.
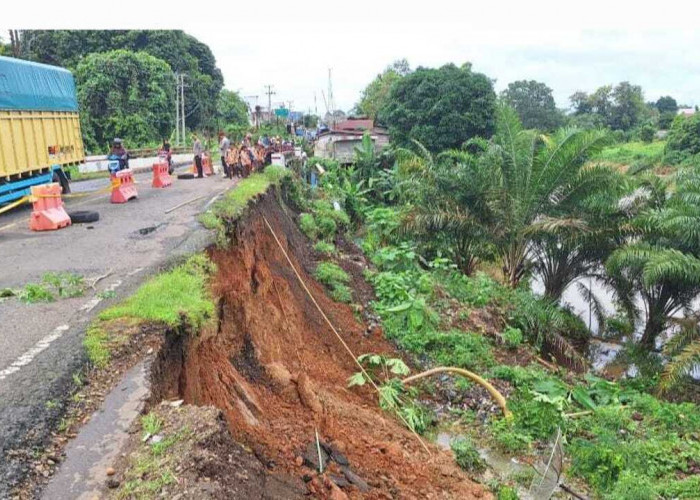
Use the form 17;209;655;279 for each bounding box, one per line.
160;192;489;499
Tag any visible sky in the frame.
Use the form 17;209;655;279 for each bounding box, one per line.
4;0;700;114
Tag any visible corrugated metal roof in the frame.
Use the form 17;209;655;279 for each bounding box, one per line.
333;119;374;131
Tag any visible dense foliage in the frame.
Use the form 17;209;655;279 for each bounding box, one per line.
355;59;410;120
378;63;496;152
288;149;700;498
500;80;563;131
20;30;223;133
75;50;176;152
217;89;250;131
666;113;700;159
570;82;647;131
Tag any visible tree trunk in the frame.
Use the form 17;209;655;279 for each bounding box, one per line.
640;311;664;348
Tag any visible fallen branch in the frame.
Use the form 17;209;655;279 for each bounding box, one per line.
535;356;558;372
87;269;113;290
402;366;511;419
559;482;589;500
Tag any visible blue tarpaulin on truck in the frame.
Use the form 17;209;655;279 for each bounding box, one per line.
0;56;78;112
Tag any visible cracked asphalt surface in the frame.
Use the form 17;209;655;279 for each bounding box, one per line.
0;164;235;497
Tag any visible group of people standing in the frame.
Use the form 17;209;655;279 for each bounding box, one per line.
216;131;278;179
186;131;295;179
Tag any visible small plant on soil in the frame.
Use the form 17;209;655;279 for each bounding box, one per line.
18;283;54;303
42;271;85;298
347;353;432;433
451;437;485;472
299;213;318;240
83;324;111;368
313;240;336;256
502;327;523;349
314;261;352;303
142;413;163;436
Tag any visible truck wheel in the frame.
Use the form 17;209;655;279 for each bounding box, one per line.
68;210;99;223
53;170;71;195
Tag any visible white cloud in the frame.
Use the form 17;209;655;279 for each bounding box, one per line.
3;0;699;112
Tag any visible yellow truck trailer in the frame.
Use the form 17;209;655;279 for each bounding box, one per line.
0;56;84;203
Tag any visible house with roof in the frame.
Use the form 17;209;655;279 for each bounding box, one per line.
314;118;389;163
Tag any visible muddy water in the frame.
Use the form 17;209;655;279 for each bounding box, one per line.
435;431;561;500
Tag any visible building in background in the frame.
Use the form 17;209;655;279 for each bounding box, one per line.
313;118;389;164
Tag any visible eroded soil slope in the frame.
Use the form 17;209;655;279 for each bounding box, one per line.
153;192;488;499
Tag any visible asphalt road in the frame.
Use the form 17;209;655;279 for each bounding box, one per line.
0;165;236;497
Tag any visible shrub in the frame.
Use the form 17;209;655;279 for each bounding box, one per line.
314;262;352;303
451;438;485;472
313;241;336;256
508;389;563;440
502;327;523;349
569;437;625;493
490;418;532;453
666;113;700;156
496;486;520;500
639;123;656;143
299;213;318;240
315;213;337;240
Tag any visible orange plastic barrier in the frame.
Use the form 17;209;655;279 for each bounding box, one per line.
29;183;71;231
191;154;214;176
110;169;138;204
152;160;172;188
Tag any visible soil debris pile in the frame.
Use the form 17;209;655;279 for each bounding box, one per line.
153;192;488;498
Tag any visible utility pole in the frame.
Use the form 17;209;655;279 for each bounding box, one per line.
264;84;276;123
175;73;180;146
180;74;186;145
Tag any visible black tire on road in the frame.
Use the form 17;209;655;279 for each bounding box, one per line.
68;210;100;223
52;170;71;194
177;173;195;180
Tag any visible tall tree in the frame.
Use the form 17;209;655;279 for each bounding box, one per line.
217;89;249;128
75;50;176;152
607;168;700;348
20;30;223;131
501;80;563;131
609;82;645;131
479;104;611;287
570;91;592;115
356;59;410;121
569;82;646;131
656;95;678;115
379;63;496;152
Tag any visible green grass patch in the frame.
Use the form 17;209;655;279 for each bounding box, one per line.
203;165;290;245
212;165;289;221
594;141;666;167
314;261;352;303
83;323;111;368
313;240;336;256
99;254;215;329
451;437;485;472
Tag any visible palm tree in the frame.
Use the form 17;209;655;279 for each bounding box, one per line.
397;142;495;275
530;166;628;300
606;167;700;348
479;104;612;287
659;314;700;393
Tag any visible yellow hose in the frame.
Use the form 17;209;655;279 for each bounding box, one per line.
402;366;512;419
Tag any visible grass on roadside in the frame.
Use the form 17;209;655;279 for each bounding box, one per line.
118;413;189;499
98;254;215;329
200;165;290;245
